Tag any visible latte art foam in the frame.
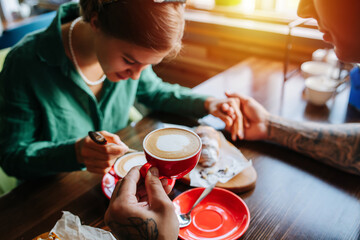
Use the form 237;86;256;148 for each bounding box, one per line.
156;134;190;152
144;128;201;159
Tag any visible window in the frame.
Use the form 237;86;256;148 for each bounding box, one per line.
187;0;301;23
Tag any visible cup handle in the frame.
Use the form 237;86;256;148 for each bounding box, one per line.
140;163;175;186
167;178;176;187
140;162;152;179
140;163;177;188
108;168;119;179
303;87;309;100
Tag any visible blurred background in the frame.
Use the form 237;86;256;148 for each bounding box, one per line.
188;0;300;18
154;0;330;88
0;0;77;23
0;0;332;87
0;0;77;62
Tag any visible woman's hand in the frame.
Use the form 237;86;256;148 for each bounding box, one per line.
75;131;129;174
205;97;245;141
105;166;179;240
225;92;270;140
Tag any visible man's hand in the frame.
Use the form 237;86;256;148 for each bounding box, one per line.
225;92;270;140
205;97;244;141
105;166;179;240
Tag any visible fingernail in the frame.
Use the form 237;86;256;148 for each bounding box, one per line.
150;167;159;177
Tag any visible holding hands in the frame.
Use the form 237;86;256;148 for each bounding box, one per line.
206;92;270;141
75;131;129;174
205;97;245;141
225;92;270;141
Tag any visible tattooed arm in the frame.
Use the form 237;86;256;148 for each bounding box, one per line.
105;166;178;240
107;217;159;240
268;115;360;175
225;93;360;176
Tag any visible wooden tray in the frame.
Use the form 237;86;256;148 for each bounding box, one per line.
180;163;257;193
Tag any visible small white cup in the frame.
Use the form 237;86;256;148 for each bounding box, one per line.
114;152;147;178
301;61;333;79
304;76;337;106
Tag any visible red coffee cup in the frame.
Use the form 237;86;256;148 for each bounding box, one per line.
140;127;202;179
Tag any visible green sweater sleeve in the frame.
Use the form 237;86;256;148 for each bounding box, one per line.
0;51;84;180
136;66;211;118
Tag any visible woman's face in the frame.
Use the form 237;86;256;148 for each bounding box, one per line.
93;30;171;82
297;0;360;63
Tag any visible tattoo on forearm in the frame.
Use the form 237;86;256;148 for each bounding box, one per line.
108;217;159;240
268;115;360;175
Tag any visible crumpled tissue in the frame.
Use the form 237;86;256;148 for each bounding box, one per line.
189;132;252;187
46;211;116;240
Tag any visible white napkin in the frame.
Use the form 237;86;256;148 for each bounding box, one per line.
49;211;116;240
189;132;252;187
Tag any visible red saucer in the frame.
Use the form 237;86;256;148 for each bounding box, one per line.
102;167;119;199
173;187;250;240
102;167;177;199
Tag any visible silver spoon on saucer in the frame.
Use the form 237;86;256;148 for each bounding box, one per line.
177;184;216;228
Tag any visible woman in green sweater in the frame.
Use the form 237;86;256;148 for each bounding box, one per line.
0;0;242;180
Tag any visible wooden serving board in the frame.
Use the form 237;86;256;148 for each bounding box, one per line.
180;164;257;193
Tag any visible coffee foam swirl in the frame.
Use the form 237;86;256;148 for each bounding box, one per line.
156;134;190;152
144;128;201;159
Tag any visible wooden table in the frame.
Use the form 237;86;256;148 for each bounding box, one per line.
1;57;359;240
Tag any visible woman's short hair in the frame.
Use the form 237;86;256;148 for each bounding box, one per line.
79;0;185;57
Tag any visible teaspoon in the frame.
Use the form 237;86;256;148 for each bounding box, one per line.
177;184;216;228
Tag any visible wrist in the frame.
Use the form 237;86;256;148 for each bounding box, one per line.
266;114;280;140
75;138;84;164
204;97;215;113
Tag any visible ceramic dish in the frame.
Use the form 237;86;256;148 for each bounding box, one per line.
173;187;250;240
